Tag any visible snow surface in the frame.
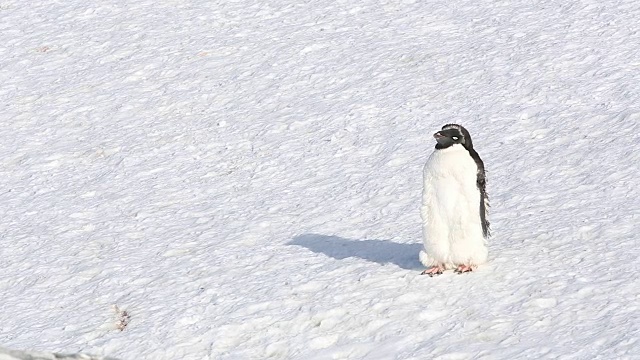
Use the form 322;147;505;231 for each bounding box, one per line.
1;0;639;359
0;346;119;360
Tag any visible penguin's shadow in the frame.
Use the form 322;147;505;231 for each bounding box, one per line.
289;234;423;270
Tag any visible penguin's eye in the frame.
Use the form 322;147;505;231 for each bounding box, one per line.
452;136;459;141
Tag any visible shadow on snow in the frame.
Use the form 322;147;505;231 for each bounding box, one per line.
289;234;423;270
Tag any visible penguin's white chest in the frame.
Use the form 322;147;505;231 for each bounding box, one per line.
424;145;478;219
420;144;487;268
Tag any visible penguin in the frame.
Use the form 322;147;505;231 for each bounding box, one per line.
419;124;490;276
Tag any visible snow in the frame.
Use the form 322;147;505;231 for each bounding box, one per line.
1;0;639;359
0;346;119;360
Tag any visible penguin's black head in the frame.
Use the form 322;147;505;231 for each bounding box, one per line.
434;124;474;150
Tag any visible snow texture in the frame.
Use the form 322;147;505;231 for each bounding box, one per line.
0;346;119;360
1;0;639;359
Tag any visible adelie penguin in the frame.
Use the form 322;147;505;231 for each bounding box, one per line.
419;124;490;276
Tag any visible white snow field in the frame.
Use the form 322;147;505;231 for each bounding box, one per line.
0;346;119;360
1;0;639;359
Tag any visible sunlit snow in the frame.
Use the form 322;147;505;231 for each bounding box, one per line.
1;0;639;359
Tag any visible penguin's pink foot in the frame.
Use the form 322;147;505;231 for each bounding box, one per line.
454;265;475;274
421;266;444;277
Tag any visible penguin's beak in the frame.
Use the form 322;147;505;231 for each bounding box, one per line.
433;132;446;140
